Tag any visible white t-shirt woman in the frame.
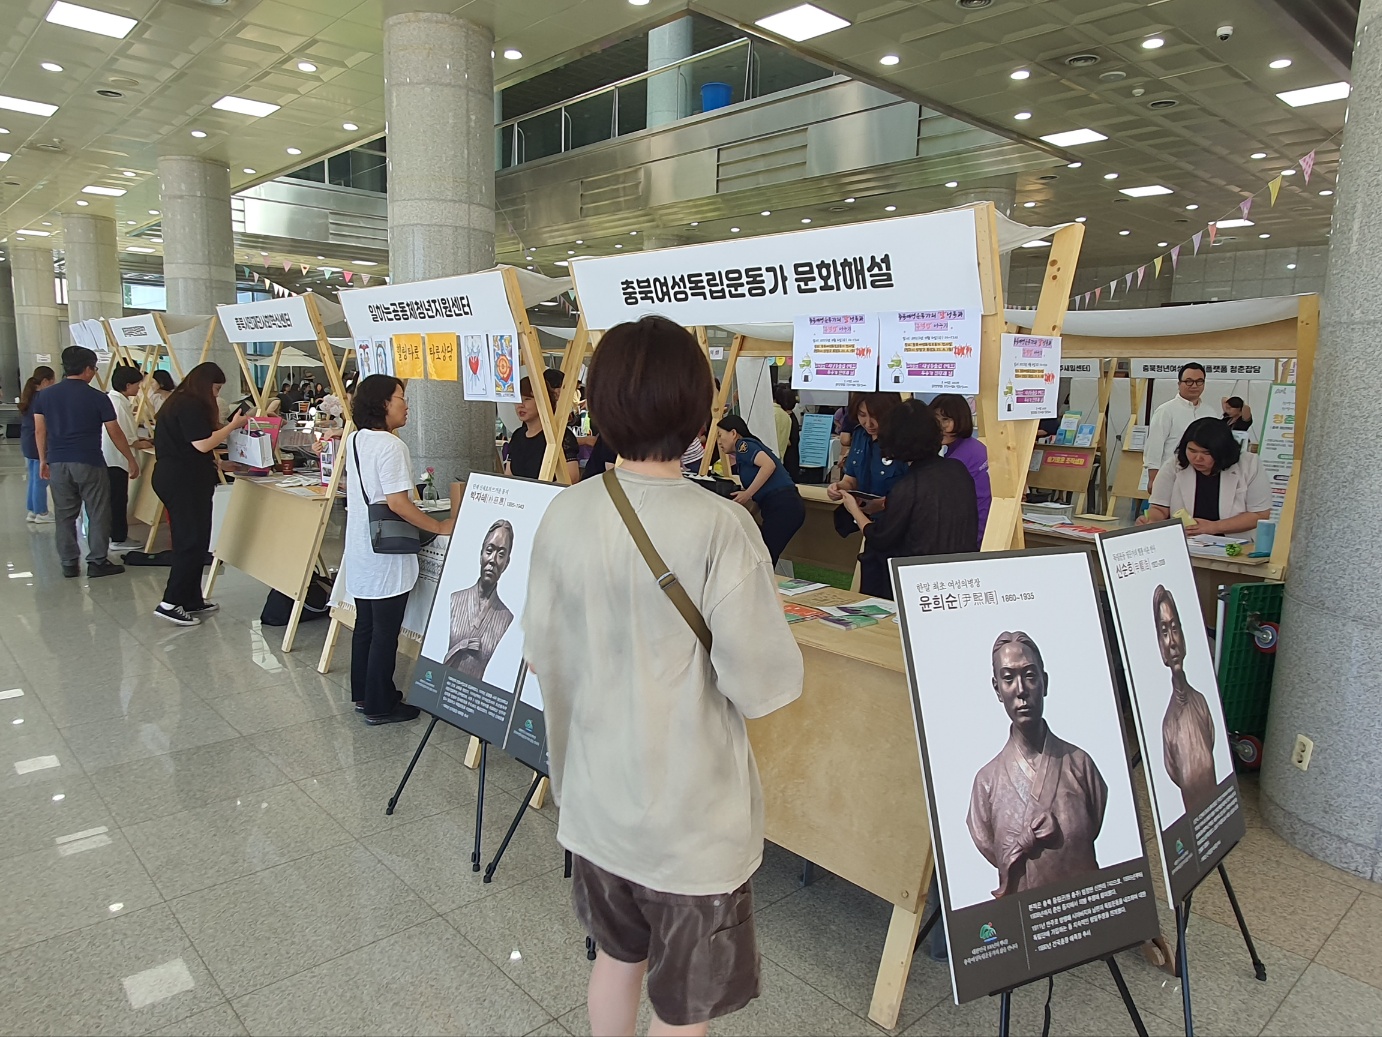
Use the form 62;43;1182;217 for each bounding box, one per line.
344;428;419;599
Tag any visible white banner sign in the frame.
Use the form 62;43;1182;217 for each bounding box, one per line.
878;308;982;393
791;313;879;391
1130;358;1275;380
1060;360;1097;377
1258;383;1296;520
217;296;317;343
107;314;161;349
570;209;983;329
998;333;1062;420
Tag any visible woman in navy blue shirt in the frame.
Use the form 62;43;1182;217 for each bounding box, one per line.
827;393;905;533
717;415;805;565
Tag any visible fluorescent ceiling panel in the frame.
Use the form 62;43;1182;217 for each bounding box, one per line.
1214;218;1255;228
81;185;125;196
754;4;850;42
45;1;136;39
212;96;281;118
1277;82;1350;107
18;229;51;236
1119;185;1174;197
0;95;59;117
1039;128;1109;147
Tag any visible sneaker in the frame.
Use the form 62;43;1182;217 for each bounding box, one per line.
61;563;79;578
87;560;126;579
24;512;34;522
364;704;420;725
353;702;365;713
31;512;54;524
187;601;220;615
154;603;201;626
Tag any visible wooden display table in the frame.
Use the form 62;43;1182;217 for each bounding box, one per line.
783;485;862;574
750;587;929;1030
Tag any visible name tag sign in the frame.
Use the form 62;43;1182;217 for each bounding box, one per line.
218;296;318;344
107;314;160;349
1130;358;1274;380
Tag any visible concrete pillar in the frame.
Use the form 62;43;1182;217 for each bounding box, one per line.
951;178;1016;302
0;259;18;403
11;245;60;375
648;17;693;128
158;155;238;382
384;0;496;483
1261;0;1382;880
64;213;123;326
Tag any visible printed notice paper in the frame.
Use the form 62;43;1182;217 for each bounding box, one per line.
879;309;982;394
1258;383;1296;520
791;313;879;391
998;333;1062;420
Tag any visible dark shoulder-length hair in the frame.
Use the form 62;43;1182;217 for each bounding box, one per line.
18;365;55;415
352;374;404;431
162;362;226;428
879;398;943;463
1175;416;1242;472
930;394;975;439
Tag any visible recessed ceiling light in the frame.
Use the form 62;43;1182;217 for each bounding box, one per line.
1259;233;1271;238
296;61;317;73
1287;263;1297;269
730;226;740;232
502;49;523;60
342;122;358;131
125;220;134;225
1022;201;1037;208
1010;69;1030;80
121;170;136;177
82;185;125;196
761;210;772;216
629;230;637;235
554;260;568;266
614;243;622;248
880;55;900;66
1185;204;1199;210
243;167;256;174
884;204;897;211
149;237;161;243
148;209;158;215
755;3;850;42
1281;168;1296;176
1215;218;1255;228
41;221;51;226
1014;111;1032;120
575;239;583;244
286;147;301;155
1067;162;1082;169
567;250;575;255
0;95;59;117
800;217;812;223
75;199;87;205
1119;184;1174;197
1157;241;1168;247
0;152;10;162
629;0;651;5
845;197;856;203
190;129;206;138
40;62;64;73
18;229;51;236
1269;59;1293;69
354;260;376;266
213;95;280;117
1119;229;1131;235
1251;152;1268;159
0;128;7;133
689;221;699;226
1319;189;1334;196
945;181;958;188
45;2;138;39
1277;82;1350;107
1040;128;1109;147
1142;37;1165;49
1103;172;1119;180
1075;216;1087;222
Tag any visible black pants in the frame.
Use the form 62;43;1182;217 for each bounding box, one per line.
351;592;409;716
756;488;806;565
156;475;213;610
107;467;130;544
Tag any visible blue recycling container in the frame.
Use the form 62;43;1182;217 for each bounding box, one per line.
701;82;733;112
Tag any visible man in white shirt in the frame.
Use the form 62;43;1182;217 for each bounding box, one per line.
103;366;153;546
1143;363;1210;493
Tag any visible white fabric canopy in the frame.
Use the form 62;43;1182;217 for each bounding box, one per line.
160;313;213;335
1005;295;1307;338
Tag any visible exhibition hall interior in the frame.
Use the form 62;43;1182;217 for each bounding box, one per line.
1;0;1380;1035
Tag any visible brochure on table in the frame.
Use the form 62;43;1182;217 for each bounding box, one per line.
339;268;563;403
408;474;563;774
998;334;1062;420
890;548;1158;1004
329;536;449;645
1096;523;1246;906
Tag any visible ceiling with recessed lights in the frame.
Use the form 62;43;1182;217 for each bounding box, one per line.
0;0;1357;283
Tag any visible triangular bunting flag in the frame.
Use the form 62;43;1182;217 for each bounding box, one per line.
1095;287;1103;303
1137;265;1146;287
360;273;371;286
282;259;292;272
263;257;270;269
1171;245;1182;269
343;270;353;284
1240;197;1253;221
1192;231;1204;255
1125;272;1135;291
1300;150;1316;183
1207;222;1218;245
1268;175;1283;206
1154;255;1163;279
301;264;310;275
1108;279;1118;298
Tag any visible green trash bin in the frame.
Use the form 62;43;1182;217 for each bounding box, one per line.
1215;581;1284;769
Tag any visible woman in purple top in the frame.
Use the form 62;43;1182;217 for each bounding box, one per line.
931;394;991;547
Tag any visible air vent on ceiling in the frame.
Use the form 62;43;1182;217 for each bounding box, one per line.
1148;99;1179;109
956;0;993;8
828;205;850;211
1037;174;1059;181
96;89;123;99
1065;54;1101;67
27;141;64;153
108;76;139;87
2;179;19;187
1099;70;1127;82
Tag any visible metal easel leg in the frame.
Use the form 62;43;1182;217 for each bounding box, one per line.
1176;898;1194;1037
998;990;1012;1037
1217;863;1267;981
386;716;438;815
472;741;488;872
483;772;543;883
1107;958;1150;1037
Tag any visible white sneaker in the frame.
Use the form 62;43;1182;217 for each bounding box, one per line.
24;512;34;522
154;603;201;626
30;512;54;524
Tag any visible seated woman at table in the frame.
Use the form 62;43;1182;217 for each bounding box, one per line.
1142;416;1271;536
840;399;978;599
826;393;904;532
930;393;991;547
717;415;805;565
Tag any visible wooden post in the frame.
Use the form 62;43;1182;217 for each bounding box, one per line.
1267;294;1318;580
503;268;572;486
538;319;590;482
699;334;745;476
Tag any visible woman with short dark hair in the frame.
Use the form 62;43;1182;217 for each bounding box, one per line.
344;375;454;723
522;315;803;1037
152;363;248;626
717;414;805;565
840;398;979;599
149;369;176;414
1143;416;1270;535
931;393;991;547
827;392;905;533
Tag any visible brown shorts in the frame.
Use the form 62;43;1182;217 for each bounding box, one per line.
571;856;760;1026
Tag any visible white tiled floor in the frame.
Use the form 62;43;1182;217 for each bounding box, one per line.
0;444;1379;1036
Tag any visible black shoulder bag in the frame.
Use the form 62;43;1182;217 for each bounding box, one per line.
352;433;436;555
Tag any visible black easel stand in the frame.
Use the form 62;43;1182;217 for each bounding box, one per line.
483;770;544;882
383;721;490;872
563;851;599;962
1172;863;1267;1037
995;961;1147;1037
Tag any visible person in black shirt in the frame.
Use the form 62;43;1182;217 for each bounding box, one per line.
505;375;580;483
152;362;249;626
1221;395;1253;433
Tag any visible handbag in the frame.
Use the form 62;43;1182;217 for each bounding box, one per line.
352;433;436;555
603;469;712;651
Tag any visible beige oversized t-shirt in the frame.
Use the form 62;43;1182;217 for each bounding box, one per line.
522;470;804;896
